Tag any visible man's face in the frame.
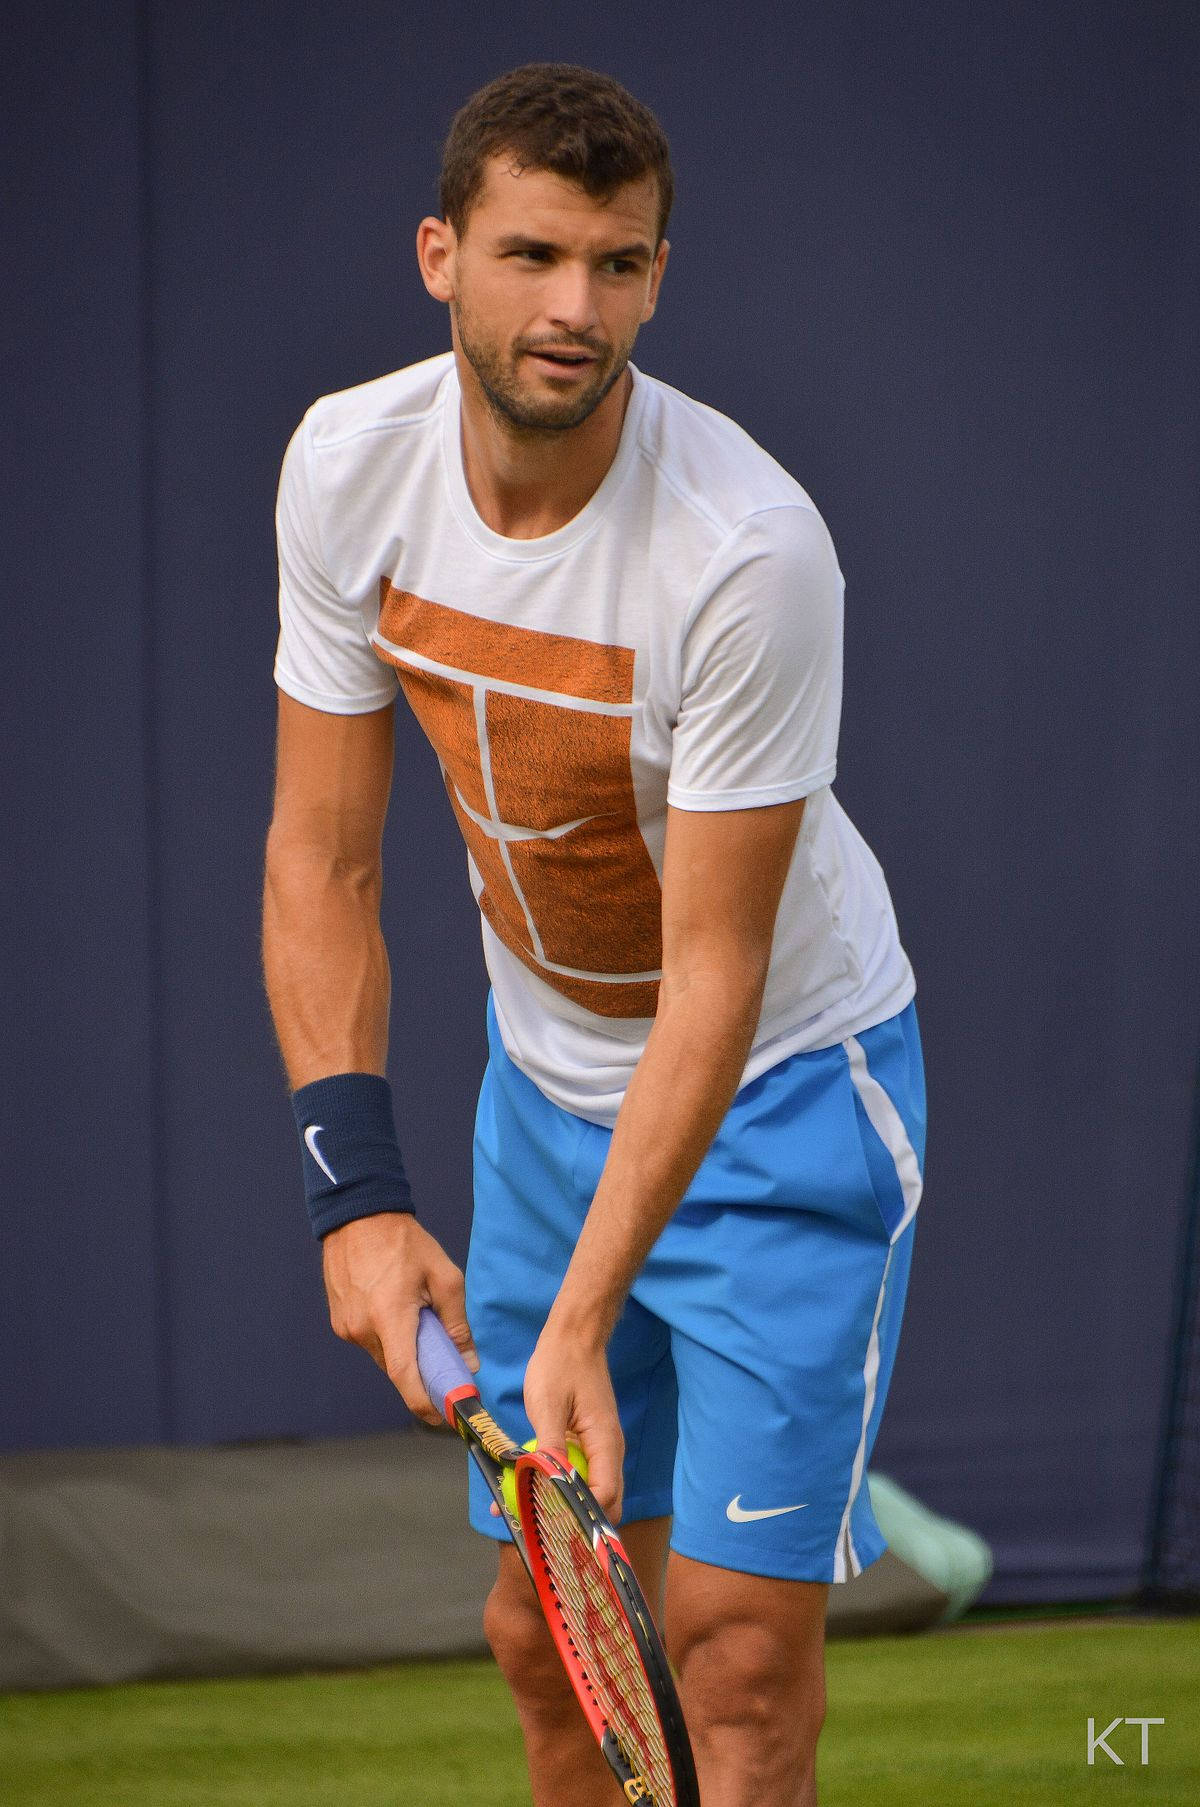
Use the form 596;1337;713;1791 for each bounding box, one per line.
436;157;668;433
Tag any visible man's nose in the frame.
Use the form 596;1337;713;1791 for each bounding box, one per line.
543;261;601;335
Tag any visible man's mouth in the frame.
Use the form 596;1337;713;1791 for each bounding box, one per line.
525;348;599;371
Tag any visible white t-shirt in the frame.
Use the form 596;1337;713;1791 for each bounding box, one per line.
275;352;914;1124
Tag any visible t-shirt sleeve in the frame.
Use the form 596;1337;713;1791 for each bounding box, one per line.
273;415;399;714
667;505;844;810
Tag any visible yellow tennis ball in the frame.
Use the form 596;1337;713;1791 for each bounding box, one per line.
500;1437;589;1518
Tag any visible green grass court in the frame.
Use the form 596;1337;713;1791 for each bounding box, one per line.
3;1617;1196;1804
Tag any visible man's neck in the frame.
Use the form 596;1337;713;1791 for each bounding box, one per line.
455;362;633;540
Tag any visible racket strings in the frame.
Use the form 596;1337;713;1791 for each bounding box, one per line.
528;1475;673;1805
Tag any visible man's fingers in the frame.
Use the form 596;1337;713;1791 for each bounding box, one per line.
385;1336;447;1427
325;1305;433;1421
524;1332;624;1523
321;1216;475;1422
530;1399;625;1521
534;1406;570;1459
578;1428;624;1524
426;1270;479;1372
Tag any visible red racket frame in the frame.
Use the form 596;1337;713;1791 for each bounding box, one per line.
516;1449;698;1806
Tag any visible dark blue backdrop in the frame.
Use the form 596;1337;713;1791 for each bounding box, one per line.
2;0;1196;1604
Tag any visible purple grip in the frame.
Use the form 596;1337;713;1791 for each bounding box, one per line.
416;1307;477;1422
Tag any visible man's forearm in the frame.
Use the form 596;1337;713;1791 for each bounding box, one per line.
262;834;391;1088
548;966;767;1347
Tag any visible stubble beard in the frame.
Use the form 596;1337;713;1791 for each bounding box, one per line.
452;296;630;435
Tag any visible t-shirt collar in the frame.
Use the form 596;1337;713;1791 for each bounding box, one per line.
439;359;647;562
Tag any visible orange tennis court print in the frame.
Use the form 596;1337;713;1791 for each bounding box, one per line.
374;583;662;1016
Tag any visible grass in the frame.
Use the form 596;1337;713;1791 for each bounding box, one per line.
822;1616;1199;1803
1;1618;1196;1804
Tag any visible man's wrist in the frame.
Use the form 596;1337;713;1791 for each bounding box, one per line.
546;1271;622;1353
290;1071;414;1240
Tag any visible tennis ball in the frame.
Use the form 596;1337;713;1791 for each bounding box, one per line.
500;1437;589;1518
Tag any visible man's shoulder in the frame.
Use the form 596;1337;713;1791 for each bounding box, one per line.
300;351;455;452
635;369;819;539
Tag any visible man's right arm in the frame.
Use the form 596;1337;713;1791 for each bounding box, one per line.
263;692;394;1084
262;690;476;1422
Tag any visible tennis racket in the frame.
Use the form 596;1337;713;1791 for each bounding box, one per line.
416;1306;699;1807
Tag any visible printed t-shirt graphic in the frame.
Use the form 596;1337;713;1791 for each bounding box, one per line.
374;582;662;1017
273;354;918;1121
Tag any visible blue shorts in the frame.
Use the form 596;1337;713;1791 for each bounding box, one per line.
464;993;926;1583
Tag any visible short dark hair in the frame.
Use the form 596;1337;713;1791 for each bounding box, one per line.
439;63;674;246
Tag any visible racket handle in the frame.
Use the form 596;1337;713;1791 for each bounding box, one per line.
415;1307;478;1423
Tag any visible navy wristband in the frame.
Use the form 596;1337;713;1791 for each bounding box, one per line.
291;1072;414;1240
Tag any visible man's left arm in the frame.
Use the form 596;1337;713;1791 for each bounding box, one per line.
523;794;806;1519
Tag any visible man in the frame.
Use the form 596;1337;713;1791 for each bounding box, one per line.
263;62;924;1807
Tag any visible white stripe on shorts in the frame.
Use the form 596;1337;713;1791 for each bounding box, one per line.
833;1032;923;1580
845;1033;923;1244
833;1242;892;1581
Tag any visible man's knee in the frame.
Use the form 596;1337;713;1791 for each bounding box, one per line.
667;1558;827;1762
483;1567;574;1715
676;1616;826;1740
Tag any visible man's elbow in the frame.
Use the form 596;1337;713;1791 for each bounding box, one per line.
263;821;383;903
657;946;771;1027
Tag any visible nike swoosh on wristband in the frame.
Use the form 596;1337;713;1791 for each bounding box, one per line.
304;1124;338;1185
726;1496;809;1523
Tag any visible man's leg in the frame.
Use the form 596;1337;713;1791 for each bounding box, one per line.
484;1515;673;1807
666;1553;827;1807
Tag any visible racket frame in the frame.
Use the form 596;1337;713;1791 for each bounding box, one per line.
416;1309;698;1807
516;1449;699;1806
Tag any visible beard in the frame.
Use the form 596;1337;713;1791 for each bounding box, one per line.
452;294;631;434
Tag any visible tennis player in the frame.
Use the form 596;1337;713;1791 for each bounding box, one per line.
263;63;925;1807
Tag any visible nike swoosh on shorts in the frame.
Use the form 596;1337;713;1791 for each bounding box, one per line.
726;1495;809;1523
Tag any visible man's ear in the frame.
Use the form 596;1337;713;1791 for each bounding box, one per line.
416;216;457;303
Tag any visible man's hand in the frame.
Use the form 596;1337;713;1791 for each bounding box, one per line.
523;1319;625;1523
322;1213;477;1426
